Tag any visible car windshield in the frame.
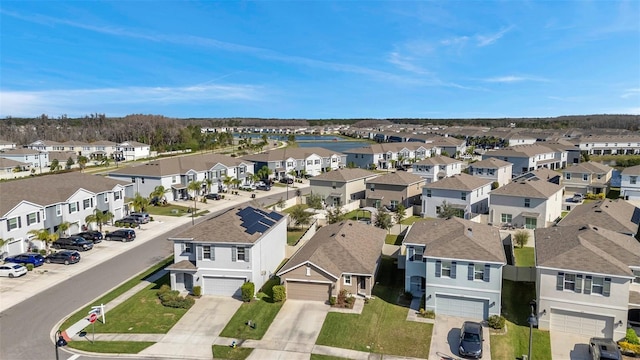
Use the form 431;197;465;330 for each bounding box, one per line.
11;265;22;269
463;332;481;343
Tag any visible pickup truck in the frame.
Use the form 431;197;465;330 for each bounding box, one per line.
52;236;94;251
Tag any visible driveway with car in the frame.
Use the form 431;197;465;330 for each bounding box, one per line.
428;315;492;360
550;331;591;360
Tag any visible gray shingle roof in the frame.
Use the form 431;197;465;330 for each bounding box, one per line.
403;217;506;263
311;168;378;182
424;173;492;191
0;172;130;216
562;161;613;174
0;158;27;168
414;155;462;166
484;144;556;158
366;171;424;186
535;224;640;276
108;153;252;177
468;158;512;169
343;142;432;155
558;199;640;236
490;177;563;198
278;221;386;277
241;147;343;162
166;260;197;271
622;165;640;176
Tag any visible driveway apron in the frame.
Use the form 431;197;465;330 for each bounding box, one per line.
550;331;591;360
428;315;492;360
140;296;242;358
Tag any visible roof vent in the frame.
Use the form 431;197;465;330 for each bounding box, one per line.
348;222;353;226
594;209;602;213
467;228;473;237
341;233;346;237
593;227;598;231
579;225;588;231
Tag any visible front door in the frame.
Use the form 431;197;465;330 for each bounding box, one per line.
525;217;537;229
184;273;193;292
359;277;366;290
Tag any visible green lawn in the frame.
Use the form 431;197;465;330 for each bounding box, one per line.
60;257;173;330
67;341;154;353
316;256;432;358
212;345;253;359
385;234;404;245
146;204;194;217
287;228;306;246
344;209;371;221
86;274;191;333
400;216;431;225
514;247;535;267
561;210;569;218
491;280;551;360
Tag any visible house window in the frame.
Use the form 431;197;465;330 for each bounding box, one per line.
631;176;638;185
501;214;512;223
332;182;336;189
524;198;531;208
114;191;121;200
633;269;640;284
563;273;576;291
69;202;78;213
203;245;212;260
307;160;313;165
488;169;495;176
390;200;398;209
315;159;320;164
7;217;20;231
597;174;602;180
83;199;92;209
370;184;375;191
237;247;246;261
344;275;352;285
183;243;192;253
474;264;484;280
172;176;177;183
441;261;452;277
27;212;40;225
591;277;604;295
56;205;62;216
583;174;588;181
426;189;432;198
461;192;467;200
104;194;108;203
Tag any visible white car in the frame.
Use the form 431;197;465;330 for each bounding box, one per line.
0;263;28;278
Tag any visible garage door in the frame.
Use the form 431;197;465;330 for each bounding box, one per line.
436;294;488;320
550;309;613;337
202;277;245;297
7;238;23;256
286;281;331;302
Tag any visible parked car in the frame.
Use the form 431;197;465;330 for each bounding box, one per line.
205;193;221;200
4;253;45;267
129;212;150;224
459;321;483;359
45;251;81;265
117;217;141;226
589;338;622;360
256;183;271;191
572;193;584;202
105;229;136;242
0;263;27;278
279;177;294;184
52;236;94;251
74;231;103;244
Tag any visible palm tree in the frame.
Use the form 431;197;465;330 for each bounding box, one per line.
187;180;203;225
249;173;260;184
0;237;9;255
29;229;58;254
232;178;242;190
257;165;273;182
56;221;70;237
49;159;61;172
101;158;112;167
77;155;88;172
204;178;214;194
150;185;166;204
222;175;233;191
85;209;114;232
288;169;298;179
132;192;150;212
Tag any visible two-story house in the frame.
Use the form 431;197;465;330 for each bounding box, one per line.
167;206;286;297
621;165;640;201
0;148;49;170
412;156;463;184
535;224;640;339
242;147;346;179
467;158;513;187
277;221;386;302
561;161;613;196
344;143;436;170
575;134;640;156
558;199;640;241
365;172;425;210
0;140;16;151
482;144;565;177
489;175;563;229
422;173;492;219
402;218;506;320
309;168;379;208
114;141;151;161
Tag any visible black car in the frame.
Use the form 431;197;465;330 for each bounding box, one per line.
52;236;94;251
459;321;483;358
45;251;81;265
205;193;221;200
105;229;136;242
279;177;294;184
256;184;271;191
589;338;622;360
74;231;103;244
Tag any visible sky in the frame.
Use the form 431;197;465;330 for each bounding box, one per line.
1;1;639;119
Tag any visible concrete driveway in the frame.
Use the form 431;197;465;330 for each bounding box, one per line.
428;315;492;360
550;331;591;360
140;296;242;358
249;300;329;358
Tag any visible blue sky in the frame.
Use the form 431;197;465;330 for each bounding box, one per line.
1;1;639;119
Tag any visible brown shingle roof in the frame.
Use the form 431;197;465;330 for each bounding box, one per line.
0;158;27;168
535;224;640;276
562;161;613;174
425;173;492;191
490;177;563;198
343;142;432;155
2;148;42;155
403;218;506;263
278;221;386;277
468;158;512;169
414;155;462;166
366;171;424;186
311;168;378;182
558;199;640;236
241;147;343;162
484;144;556;158
108;153;252;177
166;260;197;271
622;165;640;176
0;172;130;216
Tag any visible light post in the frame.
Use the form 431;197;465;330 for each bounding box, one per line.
527;300;538;360
54;330;67;360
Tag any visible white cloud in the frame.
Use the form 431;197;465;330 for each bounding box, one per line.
476;26;514;47
440;36;469;46
483;75;549;83
621;88;640;99
387;52;431;75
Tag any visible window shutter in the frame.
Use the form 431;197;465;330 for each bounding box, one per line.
556;272;564;291
37;212;40;222
211;246;215;261
575;275;582;293
6;221;9;232
18;217;21;228
197;246;202;261
231;246;237;262
468;264;474;281
435;260;441;278
245;248;250;262
584;276;592;295
451;261;457;279
484;264;491;282
180;243;185;252
603;278;611;297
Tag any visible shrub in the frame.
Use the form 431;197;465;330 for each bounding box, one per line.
157;285;194;309
329;296;337;306
626;328;640;345
488;315;506;329
39;249;47;256
241;282;255;302
619;341;640;355
192;285;202;297
272;285;286;302
26;264;34;271
418;308;435;319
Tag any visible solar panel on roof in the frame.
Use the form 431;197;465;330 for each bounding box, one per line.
267;212;284;221
260;218;276;226
246;222;269;235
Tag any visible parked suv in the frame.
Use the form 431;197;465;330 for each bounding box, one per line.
589;338;622;360
53;236;94;251
4;253;45;267
45;251;81;265
74;231;103;244
129;212;150;224
459;321;483;359
105;229;136;242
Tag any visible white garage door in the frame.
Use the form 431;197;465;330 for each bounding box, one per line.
436;294;488;320
550;309;614;337
7;239;23;256
202;277;245;297
286;281;331;302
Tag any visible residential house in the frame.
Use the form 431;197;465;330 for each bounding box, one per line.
621;165;640;201
504;133;537;146
107;153;255;201
412;156;463;184
87;141;118;159
0;158;29;174
535;224;640;339
489;175;563;229
344;142;436;170
0;140;16;151
558;199;640;239
277;221;386;301
0;148;49;169
241;147;346;179
309;168;379;208
0;172;131;256
114;141;151;161
482;144;566;177
27;140;65;152
574;134;640;155
167;206;287;297
365;171;425;210
421;173;492;220
561;162;614;195
467;158;513;187
402;218;506;320
543;139;582;165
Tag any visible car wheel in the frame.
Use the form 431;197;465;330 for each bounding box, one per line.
121;238;126;242
64;260;69;265
8;273;14;278
46;259;52;263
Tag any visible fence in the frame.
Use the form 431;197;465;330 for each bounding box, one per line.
503;265;536;282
